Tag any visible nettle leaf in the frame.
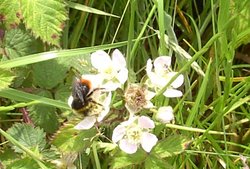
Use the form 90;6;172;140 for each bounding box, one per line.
32;59;68;89
110;149;147;169
145;155;173;169
0;0;20;28
28;90;59;133
3;28;42;59
20;0;67;46
51;120;97;152
152;135;187;158
0;69;15;89
6;123;46;154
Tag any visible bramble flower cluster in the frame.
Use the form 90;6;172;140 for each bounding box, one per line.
68;49;184;154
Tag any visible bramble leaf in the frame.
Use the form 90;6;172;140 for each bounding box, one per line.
28;90;59;133
3;28;42;59
20;0;67;46
0;69;15;89
152;135;187;158
0;0;20;28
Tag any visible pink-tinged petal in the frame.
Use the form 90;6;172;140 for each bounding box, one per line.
91;50;112;70
74;116;96;130
141;132;158;152
163;89;183;98
119;139;138;154
112;49;126;69
138;116;155;129
167;72;184;88
154;56;171;75
68;96;73;108
156;106;174;123
117;68;128;84
112;125;126;143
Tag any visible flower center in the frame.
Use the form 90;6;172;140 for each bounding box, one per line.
126;125;142;144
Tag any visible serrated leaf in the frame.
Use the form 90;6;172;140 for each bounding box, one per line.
0;0;20;28
32;59;68;89
145;155;173;169
54;84;71;102
3;28;43;59
0;69;15;89
28;90;58;133
110;149;147;169
152;135;187;158
0;148;18;167
6;123;46;154
20;0;67;46
51;120;97;152
7;156;55;169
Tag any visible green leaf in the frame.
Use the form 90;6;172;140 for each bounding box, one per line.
6;123;46;154
7;156;55;169
7;157;40;169
67;1;119;18
32;59;68;89
20;0;67;46
0;88;70;110
3;28;42;59
0;0;20;28
152;135;187;158
51;120;97;152
54;84;71;102
0;148;18;167
0;69;15;89
110;149;147;169
0;41;127;69
145;155;173;169
28;90;59;133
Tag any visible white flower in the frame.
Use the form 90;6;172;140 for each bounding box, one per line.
155;106;174;123
91;49;128;91
112;116;158;154
146;56;184;98
125;84;155;114
74;91;112;130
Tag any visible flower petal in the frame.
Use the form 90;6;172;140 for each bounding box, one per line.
145;90;156;100
154;56;171;75
81;74;103;89
163;89;183;98
112;125;126;143
111;49;126;69
146;59;153;74
141;132;158;152
117;68;128;84
119;139;138;154
74;116;96;130
91;50;112;70
68;96;73;108
167;72;184;88
97;92;112;122
102;81;121;91
156;106;174;123
138;116;155;129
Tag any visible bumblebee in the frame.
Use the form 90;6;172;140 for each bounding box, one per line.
69;77;103;116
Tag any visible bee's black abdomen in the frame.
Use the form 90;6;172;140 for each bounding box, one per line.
71;98;85;110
